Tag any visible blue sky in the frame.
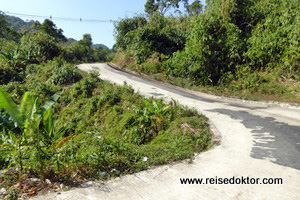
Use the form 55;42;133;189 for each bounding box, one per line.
1;0;205;48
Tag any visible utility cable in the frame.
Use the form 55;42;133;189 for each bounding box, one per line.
3;11;116;23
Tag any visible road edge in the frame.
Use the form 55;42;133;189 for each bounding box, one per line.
107;62;300;110
106;62;222;147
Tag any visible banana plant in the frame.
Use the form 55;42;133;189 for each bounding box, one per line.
0;88;65;171
130;99;172;144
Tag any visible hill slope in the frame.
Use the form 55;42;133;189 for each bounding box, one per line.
2;13;35;31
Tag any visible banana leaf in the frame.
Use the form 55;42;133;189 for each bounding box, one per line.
0;88;23;128
42;90;64;114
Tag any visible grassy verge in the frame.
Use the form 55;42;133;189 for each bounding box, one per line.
113;52;300;105
0;59;211;199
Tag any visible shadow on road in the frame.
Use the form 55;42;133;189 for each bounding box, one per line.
207;108;300;170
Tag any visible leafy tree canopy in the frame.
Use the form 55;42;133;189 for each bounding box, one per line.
145;0;189;15
185;0;203;16
34;19;67;42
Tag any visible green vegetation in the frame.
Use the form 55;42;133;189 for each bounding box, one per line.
145;0;189;15
1;61;211;176
114;0;300;104
0;61;211;198
0;12;211;199
0;89;64;175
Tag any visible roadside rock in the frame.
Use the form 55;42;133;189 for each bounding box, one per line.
0;188;7;196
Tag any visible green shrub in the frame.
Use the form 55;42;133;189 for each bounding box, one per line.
165;10;243;85
50;63;82;85
0;81;27;102
62;134;142;176
20;31;61;63
115;14;188;64
63;34;93;63
245;0;300;73
0;65;19;85
119;99;170;145
0;89;65;175
115;16;148;50
69;78;98;99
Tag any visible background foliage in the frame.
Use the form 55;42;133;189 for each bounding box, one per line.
114;0;300;103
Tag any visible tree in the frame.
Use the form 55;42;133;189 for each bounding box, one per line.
164;2;244;86
186;0;203;16
32;21;41;29
114;16;147;50
65;34;94;62
114;13;187;64
79;34;92;48
38;19;67;42
145;0;159;15
20;31;61;63
145;0;189;15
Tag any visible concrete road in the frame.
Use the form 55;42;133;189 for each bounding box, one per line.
34;63;300;200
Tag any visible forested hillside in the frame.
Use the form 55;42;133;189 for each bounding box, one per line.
114;0;300;103
1;12;35;32
1;12;110;54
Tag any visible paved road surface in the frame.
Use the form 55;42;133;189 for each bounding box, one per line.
34;63;300;200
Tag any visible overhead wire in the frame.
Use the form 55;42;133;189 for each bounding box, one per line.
3;11;116;23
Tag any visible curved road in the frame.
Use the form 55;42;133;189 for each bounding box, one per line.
35;63;300;200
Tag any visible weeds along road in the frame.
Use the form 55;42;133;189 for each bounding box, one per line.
35;63;300;200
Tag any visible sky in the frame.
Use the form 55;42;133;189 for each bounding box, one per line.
1;0;205;48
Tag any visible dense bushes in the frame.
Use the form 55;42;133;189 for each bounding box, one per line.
50;63;82;85
115;16;147;50
165;12;243;85
20;31;61;63
244;0;300;74
63;34;93;63
0;16;114;85
115;13;189;63
0;63;211;182
0;17;115;105
114;0;300;102
163;0;251;85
